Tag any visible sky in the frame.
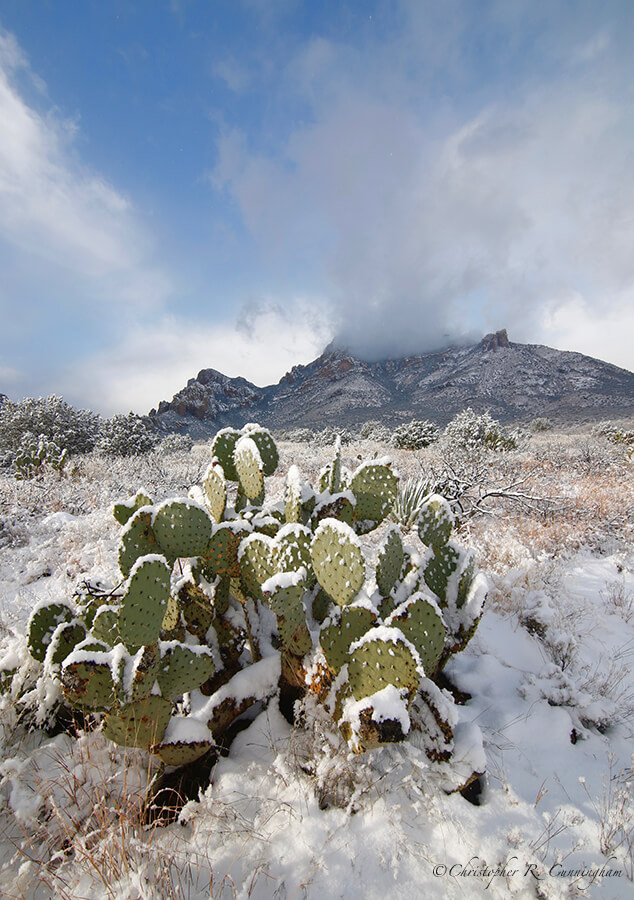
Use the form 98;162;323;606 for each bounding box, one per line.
0;0;633;415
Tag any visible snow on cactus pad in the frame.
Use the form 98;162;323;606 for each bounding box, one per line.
417;494;454;550
202;462;226;523
349;460;398;530
154;716;214;766
118;554;171;649
386;593;446;676
347;626;421;701
319;605;377;673
242;423;279;476
152;499;213;559
102;694;171;750
27;600;75;662
118;507;158;576
157;641;215;701
310;518;366;606
234;435;265;500
209;428;240;482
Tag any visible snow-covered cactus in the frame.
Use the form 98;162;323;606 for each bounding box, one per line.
9;421;486;780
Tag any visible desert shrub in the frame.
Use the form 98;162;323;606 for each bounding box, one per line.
279;428;315;443
0;395;100;467
97;413;159;456
12;434;68;479
442;408;517;452
157;432;193;455
360;420;392;442
530;417;553;433
391;420;440;450
313;427;353;446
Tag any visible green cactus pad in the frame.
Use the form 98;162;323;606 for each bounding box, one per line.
320;606;377;673
161;594;181;632
376;527;405;597
262;579;305;617
234;436;265;500
348;628;420;701
157;643;215;701
127;644;160;702
119;509;159;577
91;605;120;646
284;465;302;524
311;493;355;528
387;595;446;676
202;523;248;578
350;462;398;532
27;602;75;662
113;491;152;526
210;428;240;482
153;717;214;765
119;555;171;650
276;525;313;581
329;437;342;494
417;495;454;550
238;534;279;600
154;738;213;766
423;542;461;605
152;500;213;560
277;605;312;656
62;656;119;709
203;463;227;523
46;620;87;667
457;553;476;608
312;588;333;623
310;519;365;606
102;695;171;749
244;425;279;477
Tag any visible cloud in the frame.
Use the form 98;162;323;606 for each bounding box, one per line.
64;299;334;415
208;2;634;368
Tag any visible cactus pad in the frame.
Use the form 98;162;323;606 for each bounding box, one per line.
386;595;446;676
113;491;152;526
91;605;120;646
210;428;240;482
376;527;404;597
423;543;461;605
157;643;215;701
119;556;171;650
348;628;420;701
119;509;158;577
203;523;246;578
417;495;454;550
152;500;213;559
27;602;75;663
244;425;279;476
234;436;265;500
102;695;171;749
350;463;398;531
62;656;119;709
310;519;365;606
320;606;377;673
45;620;87;667
203;463;227;523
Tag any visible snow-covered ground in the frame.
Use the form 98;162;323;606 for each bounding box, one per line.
0;433;632;899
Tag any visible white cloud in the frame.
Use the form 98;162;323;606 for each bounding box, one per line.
0;27;171;303
208;4;634;370
64;300;334;415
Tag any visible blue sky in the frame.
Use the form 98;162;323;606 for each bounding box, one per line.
1;1;633;414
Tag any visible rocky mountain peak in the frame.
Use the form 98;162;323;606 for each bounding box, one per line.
480;329;510;351
151;330;634;435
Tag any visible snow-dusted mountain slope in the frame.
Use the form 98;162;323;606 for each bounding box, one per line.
151;330;634;434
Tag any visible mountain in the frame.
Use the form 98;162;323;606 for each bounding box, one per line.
150;330;634;435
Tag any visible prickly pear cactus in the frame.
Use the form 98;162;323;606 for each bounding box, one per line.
8;420;486;782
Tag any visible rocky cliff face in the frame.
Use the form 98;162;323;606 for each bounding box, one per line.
150;331;634;434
